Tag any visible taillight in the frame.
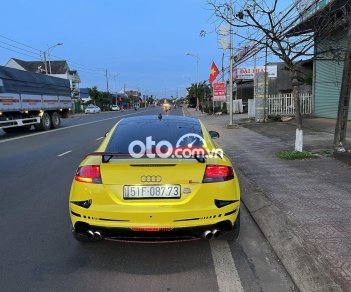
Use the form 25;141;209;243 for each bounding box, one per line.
75;165;102;184
202;165;234;183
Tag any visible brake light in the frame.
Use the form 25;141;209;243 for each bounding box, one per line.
75;165;102;184
203;165;234;183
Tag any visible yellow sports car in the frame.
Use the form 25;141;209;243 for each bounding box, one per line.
69;115;240;242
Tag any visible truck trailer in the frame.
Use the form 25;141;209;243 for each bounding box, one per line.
0;65;72;133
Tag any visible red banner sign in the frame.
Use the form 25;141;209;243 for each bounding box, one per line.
213;81;226;102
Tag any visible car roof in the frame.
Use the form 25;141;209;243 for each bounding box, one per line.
118;115;200;126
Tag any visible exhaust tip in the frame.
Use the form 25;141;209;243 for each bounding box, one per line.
94;231;103;240
213;229;220;238
203;230;213;240
86;230;94;238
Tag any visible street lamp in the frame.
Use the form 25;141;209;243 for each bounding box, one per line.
186;52;200;110
43;42;64;74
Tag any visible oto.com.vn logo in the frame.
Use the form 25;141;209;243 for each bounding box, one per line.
128;133;223;159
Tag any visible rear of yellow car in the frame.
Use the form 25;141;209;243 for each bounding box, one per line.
69;116;240;242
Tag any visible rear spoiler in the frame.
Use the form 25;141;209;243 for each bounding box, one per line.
84;152;207;163
85;152;128;163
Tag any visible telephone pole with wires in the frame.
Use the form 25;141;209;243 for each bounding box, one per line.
105;69;109;92
228;0;234;126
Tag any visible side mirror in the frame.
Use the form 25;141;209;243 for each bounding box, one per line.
209;130;220;139
105;131;109;137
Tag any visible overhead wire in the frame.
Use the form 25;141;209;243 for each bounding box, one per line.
0;34;105;74
0;34;41;53
0;44;41;60
0;40;41;57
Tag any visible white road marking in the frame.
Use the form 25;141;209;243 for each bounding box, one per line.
0;110;153;144
210;239;244;292
96;137;104;141
184;107;242;291
57;150;72;157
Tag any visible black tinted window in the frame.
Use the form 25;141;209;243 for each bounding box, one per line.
106;119;203;156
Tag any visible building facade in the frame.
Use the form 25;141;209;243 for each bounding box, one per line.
289;0;351;120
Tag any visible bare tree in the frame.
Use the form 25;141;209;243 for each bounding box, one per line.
209;0;350;151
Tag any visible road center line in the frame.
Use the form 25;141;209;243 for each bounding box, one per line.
96;137;104;141
210;240;244;292
57;150;72;157
0;109;155;144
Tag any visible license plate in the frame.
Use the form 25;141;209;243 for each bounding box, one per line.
123;185;181;199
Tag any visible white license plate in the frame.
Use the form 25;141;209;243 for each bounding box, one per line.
123;185;181;199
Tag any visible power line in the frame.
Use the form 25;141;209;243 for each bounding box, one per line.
50;53;105;72
0;40;41;57
0;44;41;60
0;33;104;72
0;34;41;52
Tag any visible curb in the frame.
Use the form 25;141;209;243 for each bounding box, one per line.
183;107;345;292
237;171;344;292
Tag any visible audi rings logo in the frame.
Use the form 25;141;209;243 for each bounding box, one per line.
140;175;162;183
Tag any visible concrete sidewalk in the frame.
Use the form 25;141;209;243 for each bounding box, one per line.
185;108;351;291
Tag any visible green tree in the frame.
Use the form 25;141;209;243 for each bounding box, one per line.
221;102;228;114
186;81;212;109
100;91;113;111
88;86;101;105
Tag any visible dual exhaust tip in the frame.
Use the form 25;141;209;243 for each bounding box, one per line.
86;230;103;240
86;229;218;240
203;229;220;239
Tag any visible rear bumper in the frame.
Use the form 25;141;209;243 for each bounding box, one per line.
69;201;240;229
72;218;237;242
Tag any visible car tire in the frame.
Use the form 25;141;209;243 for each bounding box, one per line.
219;211;240;241
50;112;61;129
35;112;51;131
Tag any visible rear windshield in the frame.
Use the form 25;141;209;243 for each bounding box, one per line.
106;119;204;158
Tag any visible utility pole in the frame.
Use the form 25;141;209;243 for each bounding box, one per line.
253;49;257;120
221;52;225;81
44;42;63;75
263;38;268;122
105;69;109;92
229;0;234;125
113;74;120;105
334;21;351;151
42;51;48;74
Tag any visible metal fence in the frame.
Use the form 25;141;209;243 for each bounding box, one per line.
268;92;312;116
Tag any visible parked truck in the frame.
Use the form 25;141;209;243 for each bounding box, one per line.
0;65;72;133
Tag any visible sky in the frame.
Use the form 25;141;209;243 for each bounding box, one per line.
0;0;229;98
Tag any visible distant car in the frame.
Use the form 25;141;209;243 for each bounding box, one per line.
188;103;196;108
162;103;171;112
85;105;101;114
111;105;120;111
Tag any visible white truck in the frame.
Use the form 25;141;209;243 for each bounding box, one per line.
0;65;72;133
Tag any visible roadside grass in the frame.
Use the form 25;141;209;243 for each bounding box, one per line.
276;150;319;160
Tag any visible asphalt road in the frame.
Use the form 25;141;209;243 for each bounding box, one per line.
0;107;296;291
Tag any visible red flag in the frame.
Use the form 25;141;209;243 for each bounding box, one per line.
209;61;219;84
